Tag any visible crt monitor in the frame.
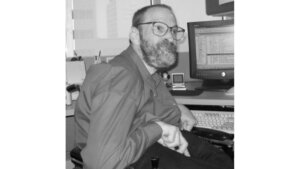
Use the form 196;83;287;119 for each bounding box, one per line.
187;19;234;90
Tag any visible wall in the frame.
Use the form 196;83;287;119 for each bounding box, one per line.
70;0;223;81
71;0;221;57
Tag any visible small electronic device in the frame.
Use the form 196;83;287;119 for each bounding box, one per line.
171;73;186;90
188;20;234;90
170;73;203;96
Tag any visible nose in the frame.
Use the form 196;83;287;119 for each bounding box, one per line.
165;29;175;43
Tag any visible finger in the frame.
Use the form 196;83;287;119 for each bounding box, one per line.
176;133;188;154
176;143;187;154
181;121;190;131
182;121;187;131
184;123;193;131
191;120;197;127
183;149;191;157
181;121;186;131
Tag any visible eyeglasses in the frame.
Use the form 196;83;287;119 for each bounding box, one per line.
137;21;185;41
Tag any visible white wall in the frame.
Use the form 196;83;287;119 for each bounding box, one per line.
72;0;222;57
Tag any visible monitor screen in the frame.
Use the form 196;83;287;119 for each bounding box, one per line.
187;19;234;89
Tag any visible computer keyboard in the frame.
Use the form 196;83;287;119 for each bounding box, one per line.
169;89;203;96
192;110;234;134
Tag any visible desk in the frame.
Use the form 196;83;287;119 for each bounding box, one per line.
173;81;234;107
175;91;233;107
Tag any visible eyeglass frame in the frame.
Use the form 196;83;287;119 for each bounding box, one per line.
136;21;185;41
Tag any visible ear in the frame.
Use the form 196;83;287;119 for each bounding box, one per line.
129;27;140;45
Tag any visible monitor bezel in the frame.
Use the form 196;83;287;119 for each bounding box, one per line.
188;19;234;80
171;73;185;85
205;0;234;17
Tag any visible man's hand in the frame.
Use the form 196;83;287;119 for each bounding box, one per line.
155;121;190;157
178;104;197;131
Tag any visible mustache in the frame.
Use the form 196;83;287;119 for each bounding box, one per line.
159;39;177;53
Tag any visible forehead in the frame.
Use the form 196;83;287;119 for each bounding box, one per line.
143;7;177;26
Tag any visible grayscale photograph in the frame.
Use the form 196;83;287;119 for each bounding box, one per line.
66;0;234;168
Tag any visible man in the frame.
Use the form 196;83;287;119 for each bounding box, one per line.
74;4;233;169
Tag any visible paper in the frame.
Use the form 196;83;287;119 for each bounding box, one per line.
219;0;233;5
66;61;86;85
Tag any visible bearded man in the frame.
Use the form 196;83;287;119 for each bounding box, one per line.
74;4;233;169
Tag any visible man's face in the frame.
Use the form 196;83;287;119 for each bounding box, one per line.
139;7;178;71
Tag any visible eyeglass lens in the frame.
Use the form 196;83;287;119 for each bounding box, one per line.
153;22;184;40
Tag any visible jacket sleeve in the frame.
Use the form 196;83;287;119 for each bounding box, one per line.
81;68;162;169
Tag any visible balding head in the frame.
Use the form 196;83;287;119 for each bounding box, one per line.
132;4;176;28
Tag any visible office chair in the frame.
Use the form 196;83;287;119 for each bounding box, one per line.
70;147;83;169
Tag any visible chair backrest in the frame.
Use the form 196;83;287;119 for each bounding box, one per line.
70;147;83;168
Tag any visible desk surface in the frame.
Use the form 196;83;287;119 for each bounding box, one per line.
173;81;234;106
174;90;233;106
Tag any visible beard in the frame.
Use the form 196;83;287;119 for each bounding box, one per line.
140;37;178;71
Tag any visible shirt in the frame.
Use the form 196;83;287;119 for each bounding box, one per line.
74;46;181;169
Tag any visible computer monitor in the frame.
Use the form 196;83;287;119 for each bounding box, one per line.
187;19;234;90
